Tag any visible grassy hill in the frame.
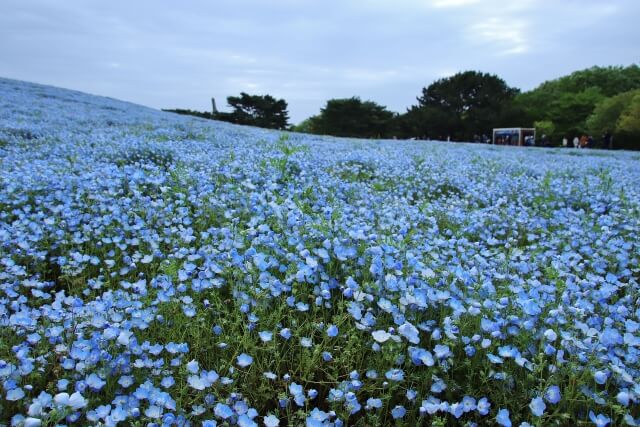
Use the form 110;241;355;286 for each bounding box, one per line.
1;78;639;426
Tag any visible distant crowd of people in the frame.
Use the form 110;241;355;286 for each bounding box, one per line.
491;131;614;149
562;132;613;149
405;132;615;149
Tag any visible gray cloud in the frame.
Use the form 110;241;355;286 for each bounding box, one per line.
1;0;638;123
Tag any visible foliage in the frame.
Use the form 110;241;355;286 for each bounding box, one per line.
586;89;640;150
164;93;289;130
305;97;396;138
586;90;636;135
617;91;640;134
406;71;520;141
163;108;214;120
291;117;316;134
534;120;555;137
517;65;640;140
222;92;289;130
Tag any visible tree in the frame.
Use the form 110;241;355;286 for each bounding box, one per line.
222;93;289;130
309;97;396;138
517;64;640;139
534;120;555;138
586;90;637;135
291;117;316;134
408;71;520;141
617;92;640;134
584;89;640;149
162;108;214;119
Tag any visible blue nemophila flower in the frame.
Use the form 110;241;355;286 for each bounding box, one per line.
433;344;451;359
161;376;175;388
259;331;273;342
118;375;134;388
186;360;200;374
545;385;561;404
589;411;611;427
264;414;280;427
366;398;383;409
326;324;339;337
372;330;391;343
616;390;630;406
6;387;25;401
594;371;608;385
431;377;447;393
477;397;491;415
306;407;333;426
289;382;305;405
280;328;292;340
488;354;504;364
345;392;361;414
543;329;558;341
27;391;52;417
187;375;207;390
529;397;545;416
398;322;420;344
462;396;477;413
53;391;87;410
391;405;406;419
85;373;106;391
238;414;257;427
420;397;441;415
600;328;622;346
214;403;234;419
385;369;404;382
496;408;512;426
409;347;435;366
450;402;464;419
145;405;163;418
237;353;253;368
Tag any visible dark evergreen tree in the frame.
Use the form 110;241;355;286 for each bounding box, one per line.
308;97;396;138
406;71;520;141
224;93;289;130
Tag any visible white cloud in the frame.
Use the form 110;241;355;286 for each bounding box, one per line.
470;17;529;55
430;0;481;7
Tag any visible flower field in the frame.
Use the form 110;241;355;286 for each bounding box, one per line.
1;77;640;426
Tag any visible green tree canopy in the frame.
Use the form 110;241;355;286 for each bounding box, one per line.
617;92;640;134
517;65;640;139
407;71;520;140
307;97;396;138
585;89;640;149
586;90;638;135
221;93;289;130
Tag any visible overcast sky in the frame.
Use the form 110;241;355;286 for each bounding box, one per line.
1;0;638;123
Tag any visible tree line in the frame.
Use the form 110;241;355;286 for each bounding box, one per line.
165;64;640;149
164;93;289;130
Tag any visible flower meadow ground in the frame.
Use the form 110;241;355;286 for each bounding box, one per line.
0;77;639;427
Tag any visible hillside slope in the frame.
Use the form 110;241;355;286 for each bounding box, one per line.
1;78;639;426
